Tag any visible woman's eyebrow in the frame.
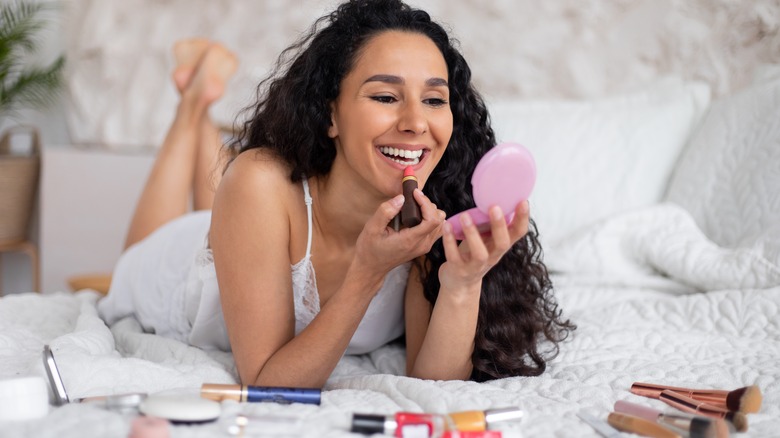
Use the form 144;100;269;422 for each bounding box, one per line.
364;74;449;87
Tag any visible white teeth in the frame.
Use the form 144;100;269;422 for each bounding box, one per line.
379;146;423;160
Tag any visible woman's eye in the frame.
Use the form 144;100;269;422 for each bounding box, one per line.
424;98;448;107
371;95;397;104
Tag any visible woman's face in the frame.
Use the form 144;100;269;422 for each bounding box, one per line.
329;30;453;197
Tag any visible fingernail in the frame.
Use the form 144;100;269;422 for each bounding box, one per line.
392;194;404;208
521;200;529;213
443;221;452;235
490;205;503;220
460;212;472;227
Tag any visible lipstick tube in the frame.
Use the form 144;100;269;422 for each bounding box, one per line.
401;166;422;227
200;383;320;405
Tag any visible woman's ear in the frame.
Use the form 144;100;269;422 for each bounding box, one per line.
327;102;339;138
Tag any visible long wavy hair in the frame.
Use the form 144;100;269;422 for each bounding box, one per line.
230;0;575;381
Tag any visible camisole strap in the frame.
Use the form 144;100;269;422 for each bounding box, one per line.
302;177;313;258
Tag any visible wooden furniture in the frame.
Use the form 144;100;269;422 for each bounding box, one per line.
0;240;39;295
66;273;112;295
0;126;41;295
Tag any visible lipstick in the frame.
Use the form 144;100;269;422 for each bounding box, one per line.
200;383;320;405
401;166;422;227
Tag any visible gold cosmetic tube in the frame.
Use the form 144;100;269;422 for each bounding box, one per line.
447;408;523;431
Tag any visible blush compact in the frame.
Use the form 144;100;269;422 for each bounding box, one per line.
446;142;536;240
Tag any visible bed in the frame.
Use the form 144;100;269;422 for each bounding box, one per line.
2;67;779;437
3;1;780;436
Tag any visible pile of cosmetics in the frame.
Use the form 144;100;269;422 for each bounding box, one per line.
580;382;762;438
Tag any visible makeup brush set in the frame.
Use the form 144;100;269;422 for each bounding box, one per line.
579;381;763;438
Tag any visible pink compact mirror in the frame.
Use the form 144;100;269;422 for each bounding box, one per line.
446;142;536;240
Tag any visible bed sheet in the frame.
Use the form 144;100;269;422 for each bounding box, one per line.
1;205;778;437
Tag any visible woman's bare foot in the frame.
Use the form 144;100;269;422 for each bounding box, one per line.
184;44;239;107
172;38;211;93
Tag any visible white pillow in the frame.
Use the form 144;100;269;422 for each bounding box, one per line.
665;67;780;255
489;77;711;245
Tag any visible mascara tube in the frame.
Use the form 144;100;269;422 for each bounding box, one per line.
200;383;321;405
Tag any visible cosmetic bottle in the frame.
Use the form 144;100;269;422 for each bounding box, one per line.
351;407;522;437
351;412;447;437
447;407;523;431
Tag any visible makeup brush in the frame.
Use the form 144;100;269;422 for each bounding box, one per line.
631;382;762;414
659;390;748;433
607;412;682;438
615;400;728;438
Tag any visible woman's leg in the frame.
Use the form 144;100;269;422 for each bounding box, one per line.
193;112;226;211
124;41;238;249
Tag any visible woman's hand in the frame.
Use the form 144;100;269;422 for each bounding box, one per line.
352;189;446;279
438;200;530;292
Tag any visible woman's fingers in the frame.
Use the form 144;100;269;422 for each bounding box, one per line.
507;200;530;241
370;194;404;233
487;206;511;263
458;212;489;264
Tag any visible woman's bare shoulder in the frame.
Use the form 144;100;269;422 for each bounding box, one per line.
217;149;302;202
222;148;293;185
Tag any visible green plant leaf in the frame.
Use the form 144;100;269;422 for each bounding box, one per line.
0;1;63;116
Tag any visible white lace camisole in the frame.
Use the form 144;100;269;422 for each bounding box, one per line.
99;178;409;356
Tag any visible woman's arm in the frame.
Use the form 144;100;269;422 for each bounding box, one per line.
405;199;530;380
212;154;443;388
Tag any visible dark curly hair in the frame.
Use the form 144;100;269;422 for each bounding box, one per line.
230;0;575;381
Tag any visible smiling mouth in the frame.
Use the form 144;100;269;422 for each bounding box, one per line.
379;146;424;165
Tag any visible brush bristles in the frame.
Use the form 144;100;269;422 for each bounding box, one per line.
728;411;748;433
726;385;762;413
688;417;716;438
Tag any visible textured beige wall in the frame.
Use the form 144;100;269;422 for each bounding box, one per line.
63;0;780;149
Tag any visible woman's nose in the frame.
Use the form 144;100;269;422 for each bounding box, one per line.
397;102;428;135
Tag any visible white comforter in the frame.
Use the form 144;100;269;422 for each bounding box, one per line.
1;204;778;437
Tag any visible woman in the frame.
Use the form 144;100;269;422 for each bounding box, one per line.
99;0;574;388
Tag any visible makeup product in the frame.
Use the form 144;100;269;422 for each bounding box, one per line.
607;412;683;438
401;166;422;227
614;400;724;438
441;432;502;438
577;411;623;438
631;382;762;414
129;416;171;438
42;345;147;411
200;383;321;405
139;393;221;424
446;143;536;240
659;390;748;433
447;407;523;431
351;412;446;437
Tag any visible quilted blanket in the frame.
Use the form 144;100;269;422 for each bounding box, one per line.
1;205;778;437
